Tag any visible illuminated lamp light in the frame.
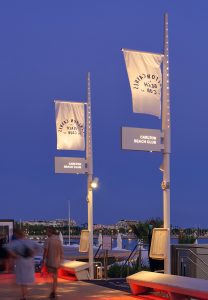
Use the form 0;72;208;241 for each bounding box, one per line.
159;163;164;172
90;177;99;189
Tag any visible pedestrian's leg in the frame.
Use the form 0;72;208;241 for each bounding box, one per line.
49;272;58;298
53;272;58;294
4;257;9;273
20;284;27;300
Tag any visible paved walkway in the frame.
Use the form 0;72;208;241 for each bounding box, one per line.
0;274;143;300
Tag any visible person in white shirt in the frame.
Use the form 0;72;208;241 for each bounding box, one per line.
43;227;63;299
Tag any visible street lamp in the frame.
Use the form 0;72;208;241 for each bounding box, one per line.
87;176;99;279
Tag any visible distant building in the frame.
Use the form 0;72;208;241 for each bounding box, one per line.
116;220;132;230
23;219;76;227
93;224;105;230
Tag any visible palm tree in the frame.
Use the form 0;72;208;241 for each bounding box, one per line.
127;218;163;242
127;221;149;242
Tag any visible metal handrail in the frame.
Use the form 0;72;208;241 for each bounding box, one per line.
120;243;147;277
176;247;208;278
120;243;138;277
185;256;208;279
94;244;102;259
176;247;208;270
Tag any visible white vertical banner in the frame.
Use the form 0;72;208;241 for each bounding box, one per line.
123;49;163;118
55;101;85;150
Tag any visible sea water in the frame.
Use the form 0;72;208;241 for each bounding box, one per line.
64;237;208;250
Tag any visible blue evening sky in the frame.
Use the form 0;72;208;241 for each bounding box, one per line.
0;1;207;227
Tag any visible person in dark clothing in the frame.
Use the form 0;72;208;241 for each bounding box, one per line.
0;234;9;272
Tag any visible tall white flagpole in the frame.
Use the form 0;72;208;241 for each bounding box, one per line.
86;72;94;279
162;13;171;274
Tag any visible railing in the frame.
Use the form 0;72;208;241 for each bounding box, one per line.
120;241;146;278
175;246;208;279
94;244;102;259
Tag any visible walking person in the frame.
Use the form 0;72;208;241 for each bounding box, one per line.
7;228;39;300
43;227;63;299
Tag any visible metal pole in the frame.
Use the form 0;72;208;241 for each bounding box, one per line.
162;13;171;274
68;200;71;246
86;72;94;279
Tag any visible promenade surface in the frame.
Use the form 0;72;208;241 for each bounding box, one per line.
0;273;145;300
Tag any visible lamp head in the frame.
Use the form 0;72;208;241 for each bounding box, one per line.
91;177;99;189
159;163;164;172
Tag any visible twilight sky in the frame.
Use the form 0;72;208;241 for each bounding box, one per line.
0;1;208;227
